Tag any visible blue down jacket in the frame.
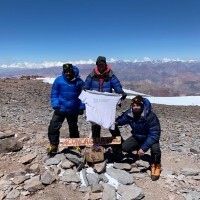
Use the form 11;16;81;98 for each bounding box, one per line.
51;66;85;114
116;100;160;152
84;66;124;94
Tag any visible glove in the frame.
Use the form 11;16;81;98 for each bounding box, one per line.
79;109;84;115
118;103;122;108
118;93;127;107
121;93;127;101
54;108;65;116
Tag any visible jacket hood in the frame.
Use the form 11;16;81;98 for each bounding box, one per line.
62;65;80;80
128;98;152;118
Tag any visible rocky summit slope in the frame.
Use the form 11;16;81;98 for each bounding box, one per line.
0;79;200;200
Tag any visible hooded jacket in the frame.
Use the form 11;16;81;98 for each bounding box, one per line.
51;65;85;114
84;65;125;94
116;99;160;152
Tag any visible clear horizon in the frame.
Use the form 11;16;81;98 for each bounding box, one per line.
0;0;200;65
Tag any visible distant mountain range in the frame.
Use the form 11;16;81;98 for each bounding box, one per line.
1;60;200;96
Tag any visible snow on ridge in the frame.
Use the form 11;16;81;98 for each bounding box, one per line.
0;61;64;69
127;96;200;106
123;89;151;97
37;77;200;106
1;58;198;69
0;60;95;69
109;57;198;64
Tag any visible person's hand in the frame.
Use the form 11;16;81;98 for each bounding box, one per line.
118;93;127;107
79;109;84;115
54;108;65;116
118;103;122;107
137;148;145;157
54;108;60;115
121;93;127;101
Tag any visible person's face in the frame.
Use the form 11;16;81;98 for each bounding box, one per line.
97;62;107;74
65;68;75;80
132;103;143;116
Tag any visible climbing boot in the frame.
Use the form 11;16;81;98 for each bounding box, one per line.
73;146;81;152
151;163;161;181
47;145;58;156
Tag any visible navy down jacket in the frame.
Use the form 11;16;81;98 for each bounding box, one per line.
116;104;161;152
84;65;124;94
51;66;85;114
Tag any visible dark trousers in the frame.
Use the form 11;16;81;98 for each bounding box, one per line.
122;136;161;164
91;124;122;138
48;112;79;146
91;124;123;153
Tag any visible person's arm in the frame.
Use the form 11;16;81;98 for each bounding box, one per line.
51;79;60;109
140;112;161;152
110;75;125;94
83;75;92;90
78;80;86;111
79;101;85;111
116;110;130;126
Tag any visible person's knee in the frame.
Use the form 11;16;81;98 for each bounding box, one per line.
91;124;101;137
151;144;161;164
122;142;132;152
92;124;101;129
48;121;62;134
151;143;161;154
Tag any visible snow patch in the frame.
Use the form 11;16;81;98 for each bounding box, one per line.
37;77;200;106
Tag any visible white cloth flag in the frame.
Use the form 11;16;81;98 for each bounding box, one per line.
79;90;121;130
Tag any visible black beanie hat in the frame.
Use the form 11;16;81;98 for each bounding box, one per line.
63;63;73;72
96;56;106;65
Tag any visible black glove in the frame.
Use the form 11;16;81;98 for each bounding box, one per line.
118;103;122;108
54;108;65;116
121;93;127;101
79;109;84;115
117;93;127;107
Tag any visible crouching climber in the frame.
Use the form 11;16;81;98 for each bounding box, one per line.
115;95;161;181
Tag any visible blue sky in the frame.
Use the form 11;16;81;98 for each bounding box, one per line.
0;0;200;65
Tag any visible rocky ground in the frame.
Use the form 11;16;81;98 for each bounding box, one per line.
0;78;200;200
